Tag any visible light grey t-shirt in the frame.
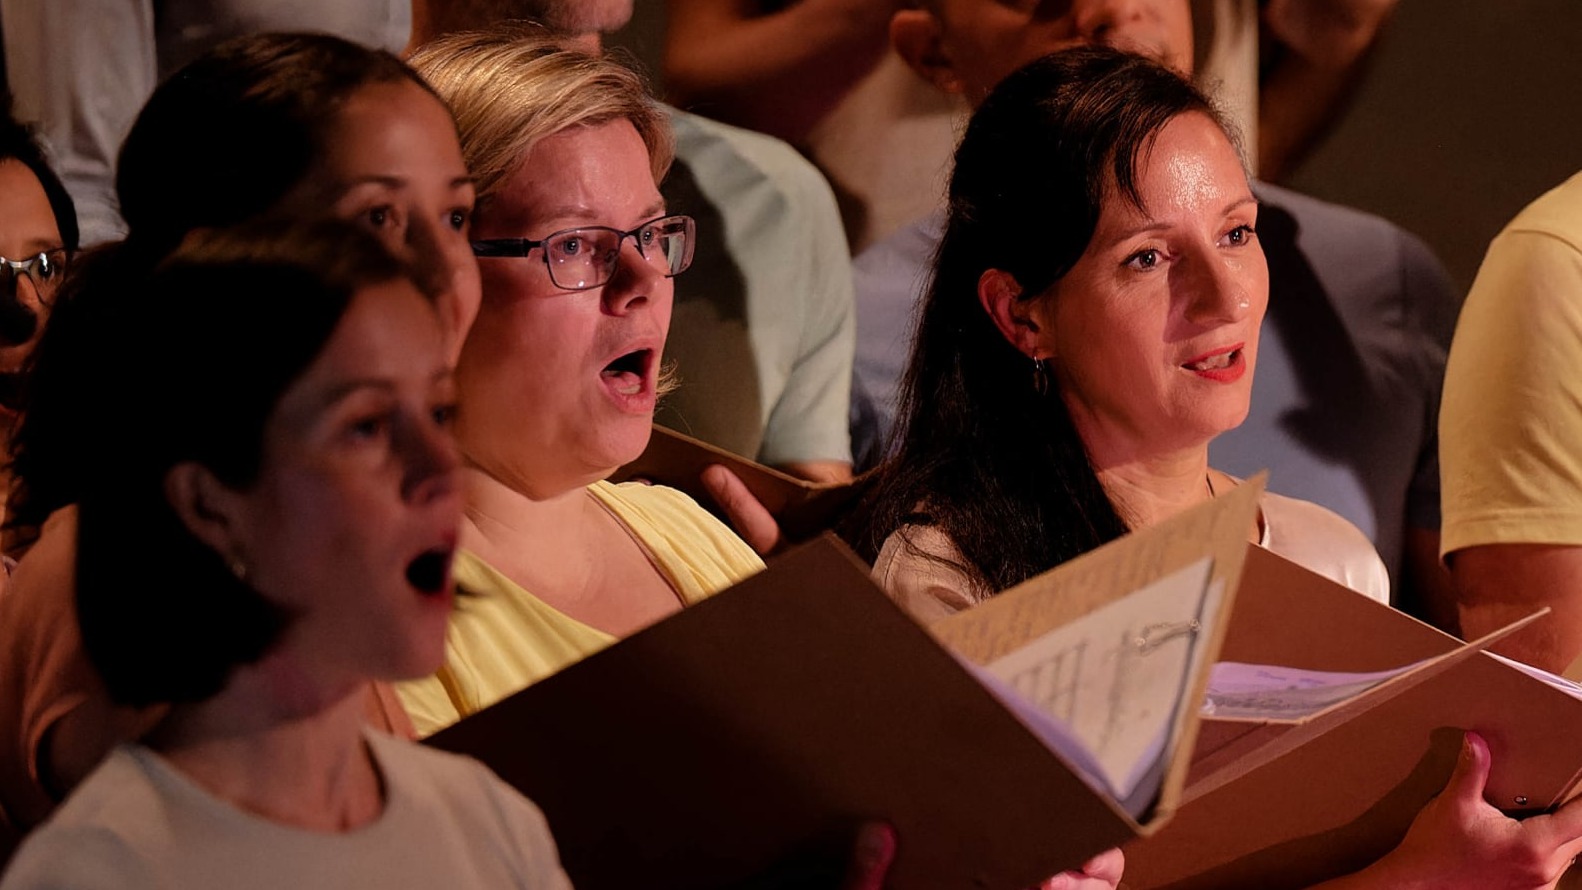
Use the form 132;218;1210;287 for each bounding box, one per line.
657;109;856;469
0;732;571;890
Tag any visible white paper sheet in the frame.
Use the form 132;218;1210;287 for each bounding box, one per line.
982;557;1217;808
1201;659;1431;720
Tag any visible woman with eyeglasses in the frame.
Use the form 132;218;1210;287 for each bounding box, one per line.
393;29;764;736
0;99;77;476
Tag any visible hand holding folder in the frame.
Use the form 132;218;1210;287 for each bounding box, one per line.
611;425;867;550
1123;545;1582;889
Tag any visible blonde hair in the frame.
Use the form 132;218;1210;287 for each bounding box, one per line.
409;24;673;205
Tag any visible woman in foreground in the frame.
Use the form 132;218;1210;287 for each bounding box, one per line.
0;221;570;889
0;31;478;827
854;46;1582;889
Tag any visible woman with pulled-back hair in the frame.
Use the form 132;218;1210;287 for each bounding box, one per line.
853;47;1387;622
0;31;480;828
0;219;570;890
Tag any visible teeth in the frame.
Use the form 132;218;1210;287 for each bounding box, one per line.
602;367;643;395
1187;351;1234;372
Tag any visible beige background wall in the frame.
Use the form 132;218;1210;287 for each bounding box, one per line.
1281;0;1582;291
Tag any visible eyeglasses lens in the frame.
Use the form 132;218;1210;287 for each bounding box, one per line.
1;251;65;304
543;218;694;291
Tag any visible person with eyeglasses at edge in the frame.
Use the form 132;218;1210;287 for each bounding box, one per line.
0;97;76;544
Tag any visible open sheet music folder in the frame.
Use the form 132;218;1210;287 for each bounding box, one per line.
426;480;1265;890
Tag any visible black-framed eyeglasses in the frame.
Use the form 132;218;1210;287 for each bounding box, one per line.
1;249;68;305
471;214;696;291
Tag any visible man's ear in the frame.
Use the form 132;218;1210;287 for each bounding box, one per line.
164;462;248;562
891;9;965;95
978;268;1043;357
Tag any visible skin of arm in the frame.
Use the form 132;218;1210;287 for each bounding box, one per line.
1450;544;1582;674
1309;732;1582;890
661;0;903;143
1256;0;1400;181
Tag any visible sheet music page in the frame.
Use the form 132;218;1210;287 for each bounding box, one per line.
983;557;1217;804
1201;660;1429;721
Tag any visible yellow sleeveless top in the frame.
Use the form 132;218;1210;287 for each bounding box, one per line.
397;480;763;737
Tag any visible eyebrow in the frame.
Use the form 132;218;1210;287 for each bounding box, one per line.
313;367;449;409
313;378;396;411
534;199;670;229
338;174;476;191
1109;195;1261;243
4;239;65;257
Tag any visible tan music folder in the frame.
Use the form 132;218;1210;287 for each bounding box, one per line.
426;479;1264;889
609;424;865;542
1123;545;1577;890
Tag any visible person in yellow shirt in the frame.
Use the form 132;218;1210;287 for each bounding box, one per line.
397;30;764;736
1441;171;1582;673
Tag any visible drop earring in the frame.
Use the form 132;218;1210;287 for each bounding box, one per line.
1032;356;1050;397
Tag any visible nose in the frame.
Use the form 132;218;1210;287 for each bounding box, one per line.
0;274;43;348
399;408;462;506
405;218;483;362
601;236;662;315
1180;253;1256;328
13;272;44;309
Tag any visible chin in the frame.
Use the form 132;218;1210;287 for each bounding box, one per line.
1197;406;1253;442
594;416;656;470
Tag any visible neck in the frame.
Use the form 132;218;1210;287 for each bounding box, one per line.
150;669;382;832
459;465;609;584
462;463;596;539
1093;445;1213;531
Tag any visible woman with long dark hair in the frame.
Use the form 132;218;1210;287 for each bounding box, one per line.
852;47;1386;623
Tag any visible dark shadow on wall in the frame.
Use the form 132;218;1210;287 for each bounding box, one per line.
654;157;764;459
1258;199;1378;482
